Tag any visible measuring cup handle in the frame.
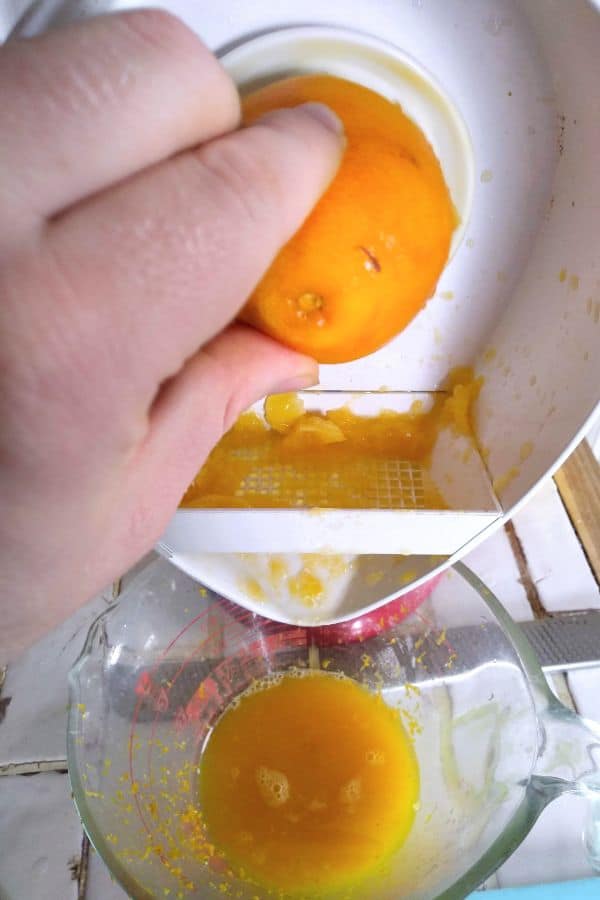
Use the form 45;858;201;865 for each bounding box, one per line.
584;794;600;871
534;702;600;872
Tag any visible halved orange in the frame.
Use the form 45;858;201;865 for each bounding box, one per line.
241;74;455;364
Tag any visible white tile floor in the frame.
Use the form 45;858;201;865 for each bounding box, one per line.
567;669;600;723
511;480;600;614
0;471;599;898
0;773;82;900
461;525;533;622
85;845;129;900
0;585;114;769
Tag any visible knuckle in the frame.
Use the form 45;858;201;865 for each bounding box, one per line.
197;135;282;233
119;8;201;58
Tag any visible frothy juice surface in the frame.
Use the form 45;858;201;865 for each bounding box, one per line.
199;671;419;894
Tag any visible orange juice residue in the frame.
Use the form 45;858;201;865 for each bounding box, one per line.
182;395;442;510
301;553;350;578
180;370;482;512
239;577;265;603
287;568;324;607
199;671;419;894
440;366;484;437
268;556;288;588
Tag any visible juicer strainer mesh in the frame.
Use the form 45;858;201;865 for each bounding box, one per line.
230;449;427;509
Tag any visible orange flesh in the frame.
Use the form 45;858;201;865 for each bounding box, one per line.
199;671;419;893
181;394;446;510
240;74;456;363
180;371;482;511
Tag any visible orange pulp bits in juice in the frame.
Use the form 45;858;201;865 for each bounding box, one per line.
199;671;419;894
240;74;456;363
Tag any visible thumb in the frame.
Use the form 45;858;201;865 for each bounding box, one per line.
137;325;318;505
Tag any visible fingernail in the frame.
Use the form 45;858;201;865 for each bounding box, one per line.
299;102;345;136
272;369;319;394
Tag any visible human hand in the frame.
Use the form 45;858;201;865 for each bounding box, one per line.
0;9;344;660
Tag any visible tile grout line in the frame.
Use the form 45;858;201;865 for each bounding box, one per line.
78;574;123;900
498;518;585;887
0;665;10;725
77;832;91;900
504;520;548;619
563;673;582;717
0;759;67;776
504;513;581;713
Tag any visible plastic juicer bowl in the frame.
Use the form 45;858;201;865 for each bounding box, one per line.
68;559;600;899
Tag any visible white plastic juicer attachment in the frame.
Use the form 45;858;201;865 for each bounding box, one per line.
163;390;500;556
162;26;484;559
158;7;599;570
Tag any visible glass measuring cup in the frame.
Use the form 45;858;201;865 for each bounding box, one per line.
67;559;600;898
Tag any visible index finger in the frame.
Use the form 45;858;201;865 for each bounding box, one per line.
0;10;240;233
42;104;344;406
